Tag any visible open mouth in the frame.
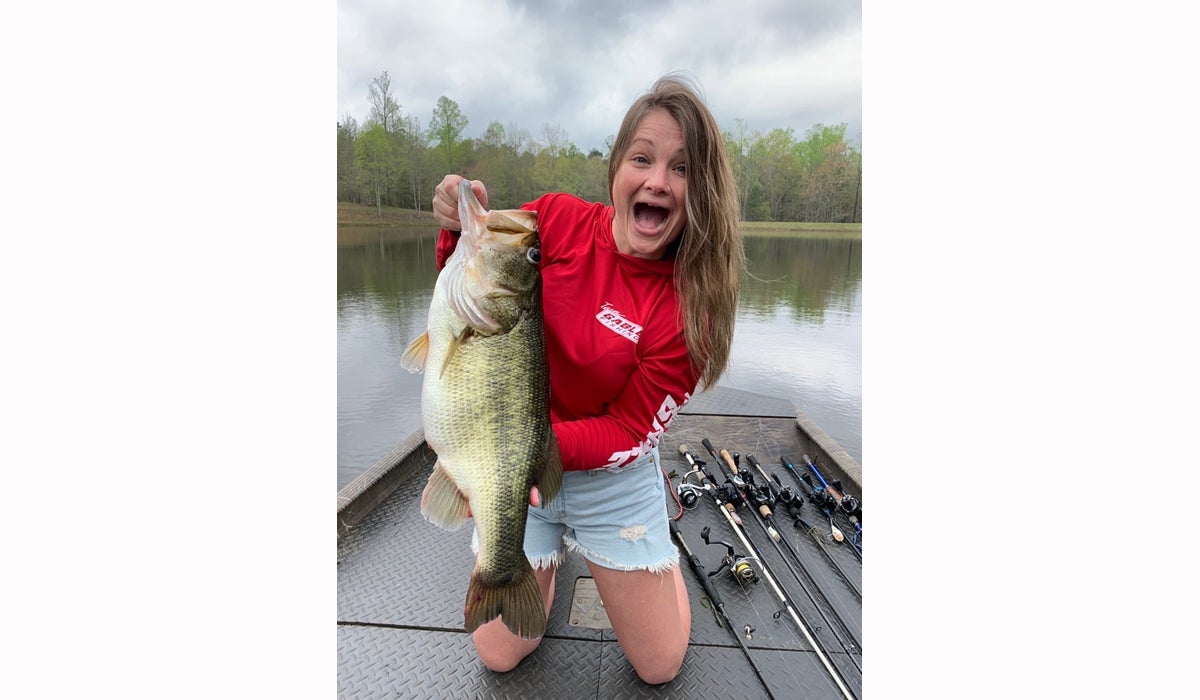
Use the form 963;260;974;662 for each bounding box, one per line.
633;203;670;233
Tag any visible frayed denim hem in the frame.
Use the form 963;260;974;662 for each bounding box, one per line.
563;536;680;575
528;550;566;571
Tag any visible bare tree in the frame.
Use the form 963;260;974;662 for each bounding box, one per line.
367;71;402;135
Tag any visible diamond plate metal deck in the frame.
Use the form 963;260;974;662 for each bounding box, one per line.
338;386;862;698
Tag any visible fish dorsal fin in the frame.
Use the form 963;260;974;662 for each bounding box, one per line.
400;332;430;373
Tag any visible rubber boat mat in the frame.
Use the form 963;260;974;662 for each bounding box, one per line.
338;387;862;698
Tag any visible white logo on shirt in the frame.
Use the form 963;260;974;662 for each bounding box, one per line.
595;302;642;343
602;391;692;468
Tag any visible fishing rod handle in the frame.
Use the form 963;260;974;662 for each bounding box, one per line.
801;454;836;492
703;438;738;484
710;449;739;487
719;449;740;475
668;520;725;608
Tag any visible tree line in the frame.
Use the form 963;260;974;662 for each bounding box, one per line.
337;71;862;223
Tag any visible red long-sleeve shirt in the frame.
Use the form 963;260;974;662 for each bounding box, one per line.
436;192;699;471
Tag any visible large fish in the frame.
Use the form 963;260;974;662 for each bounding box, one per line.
401;180;562;640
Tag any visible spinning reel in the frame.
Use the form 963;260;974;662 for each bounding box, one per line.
700;525;758;584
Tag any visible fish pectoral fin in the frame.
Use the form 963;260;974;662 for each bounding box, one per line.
419;460;470;530
536;431;564;505
439;326;474;377
400;332;430;373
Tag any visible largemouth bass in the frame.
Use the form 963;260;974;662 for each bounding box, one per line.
401;180;562;640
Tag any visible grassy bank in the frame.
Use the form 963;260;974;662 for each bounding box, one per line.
739;221;862;238
338;202;438;227
337;201;860;238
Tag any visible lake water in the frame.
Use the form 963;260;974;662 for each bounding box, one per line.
337;226;862;492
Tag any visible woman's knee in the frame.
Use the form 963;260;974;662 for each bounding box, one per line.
472;625;543;672
631;644;686;685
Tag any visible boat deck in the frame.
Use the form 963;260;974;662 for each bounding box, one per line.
337;386;863;698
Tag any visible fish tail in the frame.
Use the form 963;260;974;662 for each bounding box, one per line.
464;562;546;639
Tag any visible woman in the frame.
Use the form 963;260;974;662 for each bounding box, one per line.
431;74;743;685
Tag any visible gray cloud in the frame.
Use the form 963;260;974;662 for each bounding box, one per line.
338;0;861;152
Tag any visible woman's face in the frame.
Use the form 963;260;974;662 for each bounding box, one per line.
610;109;688;260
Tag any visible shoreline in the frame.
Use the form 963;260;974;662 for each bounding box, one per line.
336;202;862;238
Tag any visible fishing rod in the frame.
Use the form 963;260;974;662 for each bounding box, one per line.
745;454;863;605
799;454;864;551
678;441;742;525
801;453;861;517
669;519;776;700
719;448;863;668
781;455;863;561
768;473;863;601
682;442;859;700
702;443;860;602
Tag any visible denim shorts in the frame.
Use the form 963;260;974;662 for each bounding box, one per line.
471;446;679;573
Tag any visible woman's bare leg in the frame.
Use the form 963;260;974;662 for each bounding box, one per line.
470;565;557;672
587;562;691;685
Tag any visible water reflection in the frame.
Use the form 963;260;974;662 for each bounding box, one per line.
337;227;862;491
741;236;862;321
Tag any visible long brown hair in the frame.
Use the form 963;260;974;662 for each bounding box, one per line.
608;74;744;388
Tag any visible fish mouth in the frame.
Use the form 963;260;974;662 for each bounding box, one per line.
633;202;671;235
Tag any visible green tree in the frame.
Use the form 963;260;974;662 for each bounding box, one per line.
337;115;359;203
355;121;397;216
795;124;856;221
723;119;756;219
578;148;610;204
750;128;802;221
398;114;428;211
532;123;570;194
429;96;469;173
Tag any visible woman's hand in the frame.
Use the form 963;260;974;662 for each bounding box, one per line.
432;174;489;231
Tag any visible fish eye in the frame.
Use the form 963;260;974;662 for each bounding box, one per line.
526;247;541;264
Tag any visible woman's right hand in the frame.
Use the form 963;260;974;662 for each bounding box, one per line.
432;174;489;231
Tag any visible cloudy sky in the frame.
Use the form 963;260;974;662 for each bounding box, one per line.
337;0;861;153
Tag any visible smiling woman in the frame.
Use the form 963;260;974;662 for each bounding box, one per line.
422;74;744;686
609;110;689;260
